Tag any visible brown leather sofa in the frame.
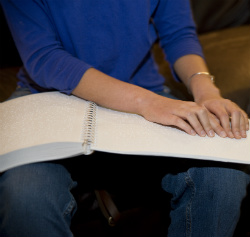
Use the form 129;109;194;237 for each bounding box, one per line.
0;1;250;236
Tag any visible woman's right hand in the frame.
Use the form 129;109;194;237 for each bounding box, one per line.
141;95;224;138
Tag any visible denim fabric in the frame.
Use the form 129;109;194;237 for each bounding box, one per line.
1;87;249;237
162;166;250;237
0;163;77;237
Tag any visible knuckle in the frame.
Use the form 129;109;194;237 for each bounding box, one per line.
242;123;246;129
197;107;207;114
172;116;182;125
244;114;249;121
186;111;195;118
240;121;246;130
211;100;221;106
231;110;241;116
224;99;231;104
220;113;229;121
213;123;222;131
224;99;235;107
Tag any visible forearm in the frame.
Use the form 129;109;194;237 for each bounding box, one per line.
73;54;217;112
72;67;158;115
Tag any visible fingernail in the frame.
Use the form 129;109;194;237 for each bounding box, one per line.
220;131;227;137
191;130;196;136
208;130;215;137
235;132;241;137
201;130;206;137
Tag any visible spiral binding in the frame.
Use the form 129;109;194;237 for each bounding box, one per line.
82;102;97;155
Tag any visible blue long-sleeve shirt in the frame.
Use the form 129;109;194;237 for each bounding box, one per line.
1;0;204;94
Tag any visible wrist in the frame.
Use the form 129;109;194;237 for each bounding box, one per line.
194;87;221;104
190;76;221;103
187;72;214;93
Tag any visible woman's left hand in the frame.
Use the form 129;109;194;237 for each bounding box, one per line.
197;97;249;139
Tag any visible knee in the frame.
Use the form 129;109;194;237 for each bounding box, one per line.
191;167;250;204
162;166;250;206
2;167;34;208
0;163;77;237
0;162;74;212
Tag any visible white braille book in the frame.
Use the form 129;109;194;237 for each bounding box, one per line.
0;91;249;172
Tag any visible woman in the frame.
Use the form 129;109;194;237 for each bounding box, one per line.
0;1;249;236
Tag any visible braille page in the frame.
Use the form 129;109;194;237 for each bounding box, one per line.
0;92;88;172
92;106;250;164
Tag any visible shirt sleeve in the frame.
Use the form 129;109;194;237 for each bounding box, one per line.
0;0;92;94
152;0;205;81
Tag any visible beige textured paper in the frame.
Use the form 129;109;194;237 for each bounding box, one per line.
0;92;86;155
93;105;250;164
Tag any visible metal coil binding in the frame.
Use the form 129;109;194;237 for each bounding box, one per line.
82;102;97;155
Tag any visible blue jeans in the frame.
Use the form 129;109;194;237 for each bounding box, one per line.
1;87;250;237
